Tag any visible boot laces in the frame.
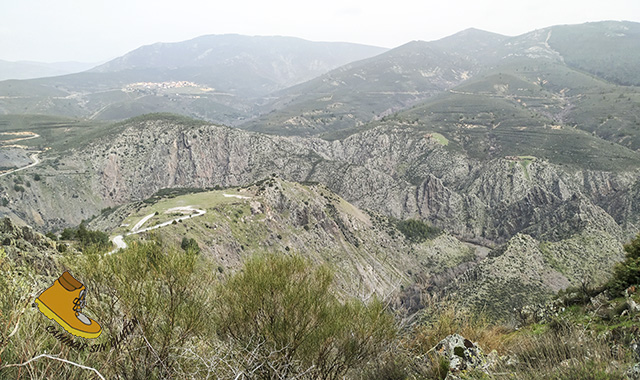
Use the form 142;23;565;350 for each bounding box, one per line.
73;289;86;314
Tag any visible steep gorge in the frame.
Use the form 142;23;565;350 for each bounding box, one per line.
1;116;636;315
3;117;638;244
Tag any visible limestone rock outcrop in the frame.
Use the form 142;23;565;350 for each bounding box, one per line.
431;334;492;379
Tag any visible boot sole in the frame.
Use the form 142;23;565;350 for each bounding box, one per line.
34;298;101;339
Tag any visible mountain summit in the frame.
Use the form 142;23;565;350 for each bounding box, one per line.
90;34;387;96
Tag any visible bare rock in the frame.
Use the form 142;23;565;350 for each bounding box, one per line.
431;334;490;378
626;287;640;314
626;363;640;380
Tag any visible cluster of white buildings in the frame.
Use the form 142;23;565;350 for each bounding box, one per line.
122;81;209;93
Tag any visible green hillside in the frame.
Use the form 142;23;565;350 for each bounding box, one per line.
338;88;640;171
242;40;481;136
548;21;640;86
0;114;111;152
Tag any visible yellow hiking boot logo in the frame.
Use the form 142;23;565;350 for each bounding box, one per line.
35;271;102;339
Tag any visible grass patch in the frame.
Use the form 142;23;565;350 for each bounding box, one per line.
519;160;531;180
396;218;441;243
431;132;449;146
117;188;252;235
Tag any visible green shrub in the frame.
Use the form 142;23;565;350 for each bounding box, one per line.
180;237;200;254
214;254;396;379
608;233;640;295
75;223;109;248
73;239;214;379
396;219;441;243
60;227;75;240
0;248;48;376
58;223;110;251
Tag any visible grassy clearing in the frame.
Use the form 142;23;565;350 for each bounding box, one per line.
431;132;449;146
389;87;640;171
0;114;111;153
117;189;251;235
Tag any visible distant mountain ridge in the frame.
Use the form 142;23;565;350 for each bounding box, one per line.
241;21;640;141
545;21;640;85
0;35;388;125
0;21;638;132
0;60;98;81
240;38;485;135
89;34;388;96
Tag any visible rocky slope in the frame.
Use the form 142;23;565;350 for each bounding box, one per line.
1;116;636;316
442;230;623;319
83;175;625;317
0;217;62;277
2;119;638;313
3;116;639;243
86;178;475;300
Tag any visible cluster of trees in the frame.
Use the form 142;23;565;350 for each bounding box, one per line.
58;223;111;251
396;218;441;243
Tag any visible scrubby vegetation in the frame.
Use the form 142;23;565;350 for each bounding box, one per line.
0;232;638;379
396;218;441;243
59;223;111;251
214;254;396;379
0;240;397;379
180;236;200;253
608;233;640;295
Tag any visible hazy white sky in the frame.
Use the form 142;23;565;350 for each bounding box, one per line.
1;0;639;63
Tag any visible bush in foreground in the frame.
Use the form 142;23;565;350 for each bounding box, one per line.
214;254;396;379
608;233;640;295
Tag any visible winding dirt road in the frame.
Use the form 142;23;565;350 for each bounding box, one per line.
0;132;42;177
0;152;41;178
107;206;207;254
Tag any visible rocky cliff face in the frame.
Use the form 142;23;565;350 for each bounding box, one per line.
442;229;623;319
86;178;474;300
4;118;638;248
2;116;637;316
